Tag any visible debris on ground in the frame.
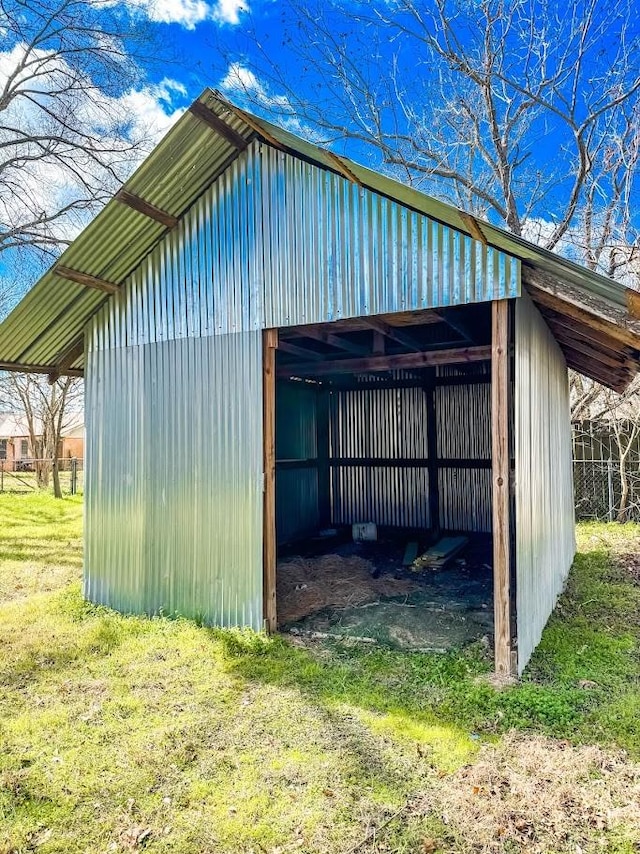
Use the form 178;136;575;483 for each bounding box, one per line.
276;554;422;624
415;733;640;853
412;536;469;571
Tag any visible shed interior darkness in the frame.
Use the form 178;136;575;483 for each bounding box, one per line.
272;304;502;651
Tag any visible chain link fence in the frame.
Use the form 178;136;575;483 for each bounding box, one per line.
0;458;83;495
573;458;640;522
573;421;640;522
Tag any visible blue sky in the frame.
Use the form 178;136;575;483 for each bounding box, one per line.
1;0;638;314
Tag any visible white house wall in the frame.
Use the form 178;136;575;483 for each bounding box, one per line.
515;292;576;674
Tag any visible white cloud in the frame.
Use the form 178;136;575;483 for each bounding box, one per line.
213;0;248;25
121;0;211;29
0;43;187;248
219;63;321;140
117;0;248;28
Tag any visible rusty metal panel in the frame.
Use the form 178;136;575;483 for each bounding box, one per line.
84;330;264;629
515;292;575;675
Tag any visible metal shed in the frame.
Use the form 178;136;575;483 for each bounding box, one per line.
1;90;639;676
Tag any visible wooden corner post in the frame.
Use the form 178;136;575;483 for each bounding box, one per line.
263;328;278;633
491;300;513;676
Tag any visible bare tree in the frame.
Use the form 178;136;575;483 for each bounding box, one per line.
0;1;178;493
222;0;640;272
0;0;168;262
578;377;640;522
0;373;82;497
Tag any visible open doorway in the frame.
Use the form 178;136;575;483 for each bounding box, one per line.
265;304;500;653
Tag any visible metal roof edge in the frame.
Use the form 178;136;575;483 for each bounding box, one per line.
0;87;638;385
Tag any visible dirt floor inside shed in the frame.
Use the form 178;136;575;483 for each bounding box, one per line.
277;535;494;651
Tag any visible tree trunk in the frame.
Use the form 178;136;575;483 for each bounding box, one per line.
52;455;62;499
617;453;629;523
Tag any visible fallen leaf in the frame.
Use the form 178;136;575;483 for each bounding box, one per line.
119;826;152;850
422;838;437;853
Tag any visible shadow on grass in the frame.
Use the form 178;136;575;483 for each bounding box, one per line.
209;546;640;758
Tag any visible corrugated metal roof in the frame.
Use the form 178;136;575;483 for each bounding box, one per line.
0;87;638;388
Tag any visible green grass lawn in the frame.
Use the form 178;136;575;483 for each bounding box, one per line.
1;494;639;853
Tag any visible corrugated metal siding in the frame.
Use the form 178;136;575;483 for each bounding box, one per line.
515;293;576;675
276;383;319;543
436;382;491;458
332;465;431;528
439;468;492;532
82;139;520;629
87;142;520;352
436;379;492;532
84;331;264;629
332;387;429;459
330;386;431;528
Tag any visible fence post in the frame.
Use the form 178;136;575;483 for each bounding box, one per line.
70;457;77;496
607;458;615;522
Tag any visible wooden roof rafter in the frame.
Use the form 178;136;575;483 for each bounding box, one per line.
277;344;492;377
114;190;178;229
0;359;83;378
54;265;120;295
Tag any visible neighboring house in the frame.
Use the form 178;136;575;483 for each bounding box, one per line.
0;412;84;470
0;91;638;676
0;413;33;469
60;419;85;463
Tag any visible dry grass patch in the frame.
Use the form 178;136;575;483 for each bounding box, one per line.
418;733;640;853
277;554;422;624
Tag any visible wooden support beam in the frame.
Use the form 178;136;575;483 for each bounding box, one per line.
263;328;278;634
434;308;478;343
325;151;362;185
567;356;633;393
188;101;249;150
54;265;120;295
363;317;423;351
278;340;324;361
562;347;630;385
459;211;488;245
48;336;84;383
546;319;634;363
224;101;285;149
372;330;386;355
554;335;635;372
316;388;332;528
491;300;513;677
115;190;178;229
294;326;369;356
0;360;83;378
526;282;640;352
277;345;491;377
626;288;640;320
541;306;636;355
424;368;440;536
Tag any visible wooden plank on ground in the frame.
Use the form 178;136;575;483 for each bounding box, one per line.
412;536;468;569
402;541;419;566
